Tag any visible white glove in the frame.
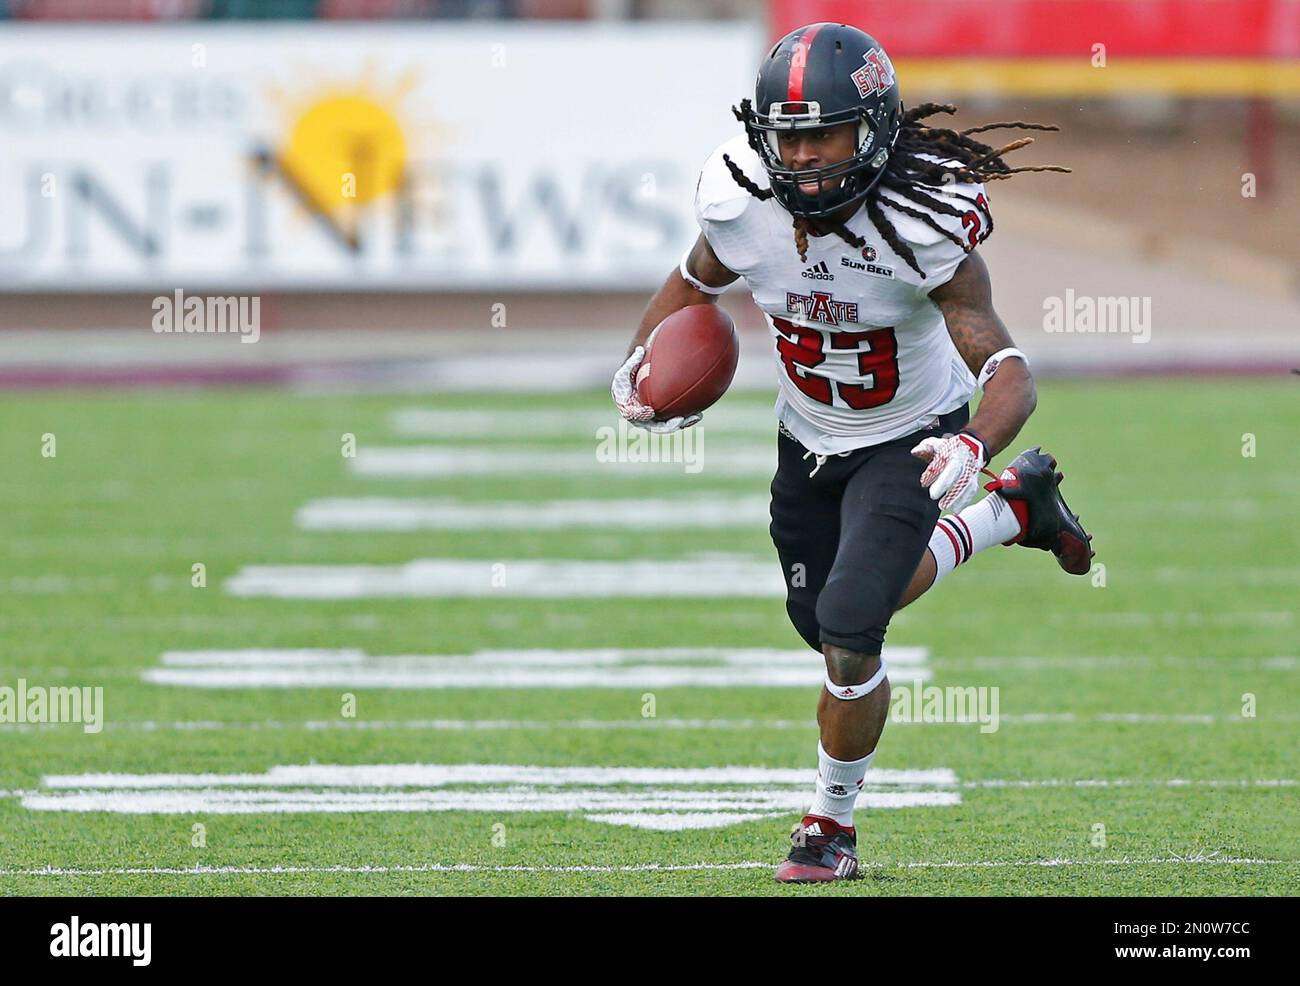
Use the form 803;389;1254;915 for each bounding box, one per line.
610;346;702;434
912;432;987;513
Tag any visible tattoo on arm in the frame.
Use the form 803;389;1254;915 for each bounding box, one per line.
928;251;1013;375
928;251;1036;457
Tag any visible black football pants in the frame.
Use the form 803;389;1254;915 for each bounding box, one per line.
768;405;971;655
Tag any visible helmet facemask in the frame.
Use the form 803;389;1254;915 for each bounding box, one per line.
743;98;895;219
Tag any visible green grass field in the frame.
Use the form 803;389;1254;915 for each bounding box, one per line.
1;378;1297;896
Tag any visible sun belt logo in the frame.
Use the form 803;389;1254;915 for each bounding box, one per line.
840;255;895;279
50;916;151;967
785;290;859;326
851;47;896;98
863;245;877;262
801;260;834;281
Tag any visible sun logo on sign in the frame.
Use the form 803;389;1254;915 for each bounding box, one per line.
260;59;444;244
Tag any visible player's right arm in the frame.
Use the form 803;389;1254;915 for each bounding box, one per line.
612;234;738;432
623;234;738;357
614;136;755;429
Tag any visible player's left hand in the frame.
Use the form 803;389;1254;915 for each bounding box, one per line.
912;432;987;512
611;347;702;434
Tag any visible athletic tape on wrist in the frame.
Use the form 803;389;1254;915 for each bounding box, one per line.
824;657;888;701
679;250;730;295
977;347;1028;389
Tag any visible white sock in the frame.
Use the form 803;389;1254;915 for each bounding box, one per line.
807;742;874;829
927;492;1022;586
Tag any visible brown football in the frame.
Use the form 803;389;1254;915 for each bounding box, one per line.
634;304;739;419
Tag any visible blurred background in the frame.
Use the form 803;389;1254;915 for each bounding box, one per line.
1;0;1297;385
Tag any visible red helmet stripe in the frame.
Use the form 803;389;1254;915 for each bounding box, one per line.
786;23;824;102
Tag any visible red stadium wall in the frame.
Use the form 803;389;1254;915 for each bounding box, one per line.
769;0;1300;96
769;0;1300;57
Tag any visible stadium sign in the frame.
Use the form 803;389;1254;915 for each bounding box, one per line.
0;23;760;291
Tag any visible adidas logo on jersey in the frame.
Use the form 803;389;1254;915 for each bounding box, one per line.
800;260;834;281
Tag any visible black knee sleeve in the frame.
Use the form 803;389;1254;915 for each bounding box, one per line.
785;598;824;653
815;572;894;654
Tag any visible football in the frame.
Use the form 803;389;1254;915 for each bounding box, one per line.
634;304;739;419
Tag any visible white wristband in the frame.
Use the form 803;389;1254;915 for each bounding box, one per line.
977;347;1028;389
679;250;730;295
824;658;888;701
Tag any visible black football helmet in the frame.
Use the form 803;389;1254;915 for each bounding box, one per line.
742;22;903;219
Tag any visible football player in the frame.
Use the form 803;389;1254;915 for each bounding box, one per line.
612;22;1093;883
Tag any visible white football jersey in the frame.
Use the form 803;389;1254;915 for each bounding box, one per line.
691;134;987;455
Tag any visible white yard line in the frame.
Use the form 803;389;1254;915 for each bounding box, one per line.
389;406;777;438
21;763;961;827
1048;611;1294;628
142;645;929;689
940;655;1300;670
1;855;1286;879
6;711;1297;734
38;764;957;789
7;761;1290;830
15;789;962;817
295;495;772;531
224;556;787;599
1151;567;1300;585
157;646;930;668
349;445;775;478
142;667;858;689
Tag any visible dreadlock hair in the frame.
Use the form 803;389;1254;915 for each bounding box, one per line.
725;100;1070;277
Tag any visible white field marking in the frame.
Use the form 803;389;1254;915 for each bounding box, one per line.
295;495;771;531
0;862;773;877
1;855;1287;879
1151;567;1300;586
1;576;117;595
16;789;962;819
142;645;930;689
585;812;787;830
958;778;1296;789
141;667;859;689
37;772;1286;794
997;712;1269;725
156;646;931;667
10;710;1300;735
21;763;960;829
349;445;775;478
1262;657;1300;668
940;655;1300;671
1048;611;1295;628
389;406;777;438
40;764;955;789
224;556;787;599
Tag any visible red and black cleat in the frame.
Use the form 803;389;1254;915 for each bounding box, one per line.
985;446;1095;575
774;816;860;883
